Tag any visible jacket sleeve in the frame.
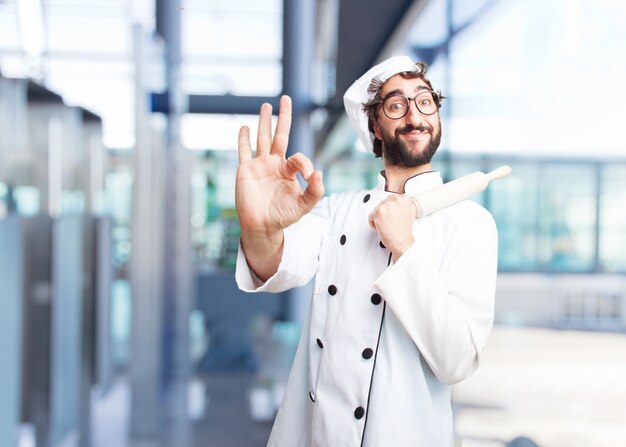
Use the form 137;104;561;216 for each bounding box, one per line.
373;204;498;385
236;197;331;293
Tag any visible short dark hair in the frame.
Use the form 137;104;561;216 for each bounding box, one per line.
361;61;444;157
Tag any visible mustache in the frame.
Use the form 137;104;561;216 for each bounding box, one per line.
396;124;432;134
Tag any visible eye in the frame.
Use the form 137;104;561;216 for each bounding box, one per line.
384;98;406;110
418;97;432;106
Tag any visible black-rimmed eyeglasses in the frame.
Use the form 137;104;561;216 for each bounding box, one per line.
378;90;441;119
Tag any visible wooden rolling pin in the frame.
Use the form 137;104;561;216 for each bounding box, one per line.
411;166;512;217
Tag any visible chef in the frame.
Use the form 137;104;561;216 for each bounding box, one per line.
235;56;498;447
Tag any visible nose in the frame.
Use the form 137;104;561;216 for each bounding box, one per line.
404;98;423;124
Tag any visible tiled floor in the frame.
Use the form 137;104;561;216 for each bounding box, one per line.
91;327;626;447
91;371;273;447
193;371;273;447
453;326;626;447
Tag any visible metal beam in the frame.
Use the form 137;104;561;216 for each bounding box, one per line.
129;25;163;440
151;93;281;115
282;0;317;323
27;80;63;103
156;0;193;445
283;0;316;117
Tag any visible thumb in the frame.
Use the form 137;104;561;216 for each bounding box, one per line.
368;212;377;229
300;170;325;212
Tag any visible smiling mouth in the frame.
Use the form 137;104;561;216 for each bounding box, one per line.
399;125;431;136
401;129;431;139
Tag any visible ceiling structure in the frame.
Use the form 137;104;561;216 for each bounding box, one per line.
5;0;625;159
0;0;432;153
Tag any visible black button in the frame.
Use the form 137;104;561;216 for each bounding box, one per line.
362;348;373;359
309;391;316;402
363;194;371;203
340;234;347;245
316;338;324;349
354;406;365;419
371;293;382;305
328;285;337;295
379;241;385;248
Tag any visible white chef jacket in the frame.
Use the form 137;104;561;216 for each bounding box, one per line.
236;171;498;447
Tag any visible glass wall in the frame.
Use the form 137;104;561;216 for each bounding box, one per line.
492;160;623;273
600;164;626;272
486;160;539;271
537;163;597;272
189;150;240;271
0;182;8;217
193;152;625;275
186;151;624;275
103;153;134;369
323;155;626;274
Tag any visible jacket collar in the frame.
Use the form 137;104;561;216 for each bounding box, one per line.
377;170;443;196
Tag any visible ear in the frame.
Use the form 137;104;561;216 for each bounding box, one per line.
373;118;382;140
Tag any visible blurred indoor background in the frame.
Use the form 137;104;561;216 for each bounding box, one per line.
1;0;625;446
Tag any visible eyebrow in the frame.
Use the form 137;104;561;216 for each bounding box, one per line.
383;85;430;98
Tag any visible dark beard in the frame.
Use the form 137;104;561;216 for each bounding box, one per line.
381;123;441;168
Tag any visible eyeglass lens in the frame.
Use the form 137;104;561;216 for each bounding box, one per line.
382;91;438;119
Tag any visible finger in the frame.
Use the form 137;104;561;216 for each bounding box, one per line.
238;126;252;163
368;212;377;229
300;170;325;213
285;152;314;180
409;197;420;219
256;103;273;156
271;95;292;157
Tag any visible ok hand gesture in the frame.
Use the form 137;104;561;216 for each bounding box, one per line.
236;96;324;279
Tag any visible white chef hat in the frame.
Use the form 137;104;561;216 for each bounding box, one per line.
343;55;420;153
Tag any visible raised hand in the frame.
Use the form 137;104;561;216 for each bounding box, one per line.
236;95;324;280
236;95;324;234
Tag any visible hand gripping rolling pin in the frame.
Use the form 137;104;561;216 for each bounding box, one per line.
410;166;512;218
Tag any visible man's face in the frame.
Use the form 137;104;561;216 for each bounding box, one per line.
373;74;442;168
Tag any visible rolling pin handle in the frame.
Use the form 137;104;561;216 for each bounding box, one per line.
485;165;512;181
